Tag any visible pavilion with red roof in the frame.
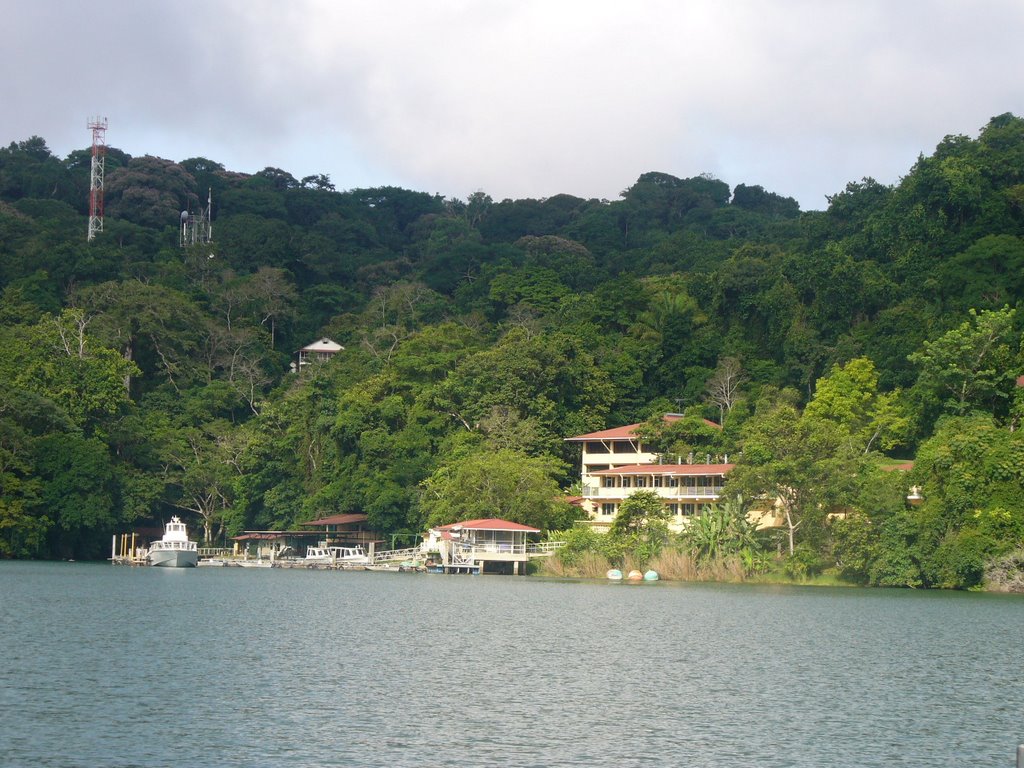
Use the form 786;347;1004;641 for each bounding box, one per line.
426;518;541;575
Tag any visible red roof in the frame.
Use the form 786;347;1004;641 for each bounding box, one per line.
881;462;914;472
590;463;734;476
302;513;369;527
232;530;321;541
1017;374;1024;387
566;413;720;441
434;518;541;533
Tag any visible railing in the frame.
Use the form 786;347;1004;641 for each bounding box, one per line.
371;546;423;564
586;486;724;499
198;547;232;557
527;541;566;556
369;541;565;564
455;541;566;558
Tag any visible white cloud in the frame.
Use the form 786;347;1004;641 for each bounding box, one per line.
3;0;1023;209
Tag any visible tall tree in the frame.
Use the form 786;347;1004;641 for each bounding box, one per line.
909;306;1020;418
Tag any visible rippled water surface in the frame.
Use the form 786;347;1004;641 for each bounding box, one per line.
2;561;1023;767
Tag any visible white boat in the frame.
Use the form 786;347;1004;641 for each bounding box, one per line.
304;545;370;566
148;516;198;567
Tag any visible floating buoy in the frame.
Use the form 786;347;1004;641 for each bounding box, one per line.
627;569;643;581
607;568;623;581
643;570;660;581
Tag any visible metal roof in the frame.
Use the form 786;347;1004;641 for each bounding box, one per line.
565;413;721;441
302;513;370;527
299;338;344;353
434;518;541;533
589;463;734;476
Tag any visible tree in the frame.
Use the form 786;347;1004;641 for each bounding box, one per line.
34;433;119;557
705;356;746;425
635;409;724;460
609;490;670;536
74;281;205;393
160;422;237;544
682;495;762;563
804;357;910;454
909;307;1019;417
607;490;672;565
912;414;1024;562
0;309;138;431
727;396;860;555
104;155;196;228
420;448;574;531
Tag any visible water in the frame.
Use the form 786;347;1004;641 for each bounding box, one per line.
2;562;1023;767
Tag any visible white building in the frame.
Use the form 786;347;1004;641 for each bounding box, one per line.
297;338;344;370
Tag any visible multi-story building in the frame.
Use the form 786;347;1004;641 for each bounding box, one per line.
565;414;733;532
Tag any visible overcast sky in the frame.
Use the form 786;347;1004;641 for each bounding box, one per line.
4;0;1023;210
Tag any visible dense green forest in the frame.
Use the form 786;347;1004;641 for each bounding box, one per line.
2;114;1023;589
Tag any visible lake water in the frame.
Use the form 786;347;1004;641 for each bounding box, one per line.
1;562;1023;767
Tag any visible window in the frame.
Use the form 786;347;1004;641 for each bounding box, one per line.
601;504;616;517
622;477;632;488
586;441;610;454
653;476;663;487
668;477;679;487
635;476;647;488
603;477;616;488
613;441;639;454
668;504;679;516
683;504;696;516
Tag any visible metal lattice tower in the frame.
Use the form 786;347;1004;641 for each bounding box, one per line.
87;117;108;241
180;188;213;247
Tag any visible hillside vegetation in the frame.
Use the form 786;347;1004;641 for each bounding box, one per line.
1;114;1023;588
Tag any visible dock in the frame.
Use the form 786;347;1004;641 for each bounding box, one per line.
110;533;148;565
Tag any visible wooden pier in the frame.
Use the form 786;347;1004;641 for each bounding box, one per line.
110;533;148;565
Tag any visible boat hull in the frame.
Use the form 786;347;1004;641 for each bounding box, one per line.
150;548;198;568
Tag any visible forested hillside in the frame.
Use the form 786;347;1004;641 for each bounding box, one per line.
2;114;1023;588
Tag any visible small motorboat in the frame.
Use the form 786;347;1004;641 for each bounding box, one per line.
305;545;371;566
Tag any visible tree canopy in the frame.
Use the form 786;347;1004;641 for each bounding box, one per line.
1;114;1024;589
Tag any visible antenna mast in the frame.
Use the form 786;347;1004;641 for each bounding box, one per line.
180;188;213;247
87;117;108;242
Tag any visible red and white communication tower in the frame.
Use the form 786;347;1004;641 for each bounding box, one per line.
87;117;108;241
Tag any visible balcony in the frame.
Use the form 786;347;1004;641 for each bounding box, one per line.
583;485;724;500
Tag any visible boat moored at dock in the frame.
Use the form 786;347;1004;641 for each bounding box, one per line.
148;517;198;568
304;545;370;567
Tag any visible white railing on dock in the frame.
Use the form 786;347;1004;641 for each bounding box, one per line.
372;546;423;564
526;541;566;556
371;541;566;562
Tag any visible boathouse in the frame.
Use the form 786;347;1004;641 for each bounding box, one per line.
301;513;384;554
427;519;540;575
231;531;321;560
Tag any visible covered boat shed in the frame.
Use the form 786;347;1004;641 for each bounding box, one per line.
428;518;541;575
